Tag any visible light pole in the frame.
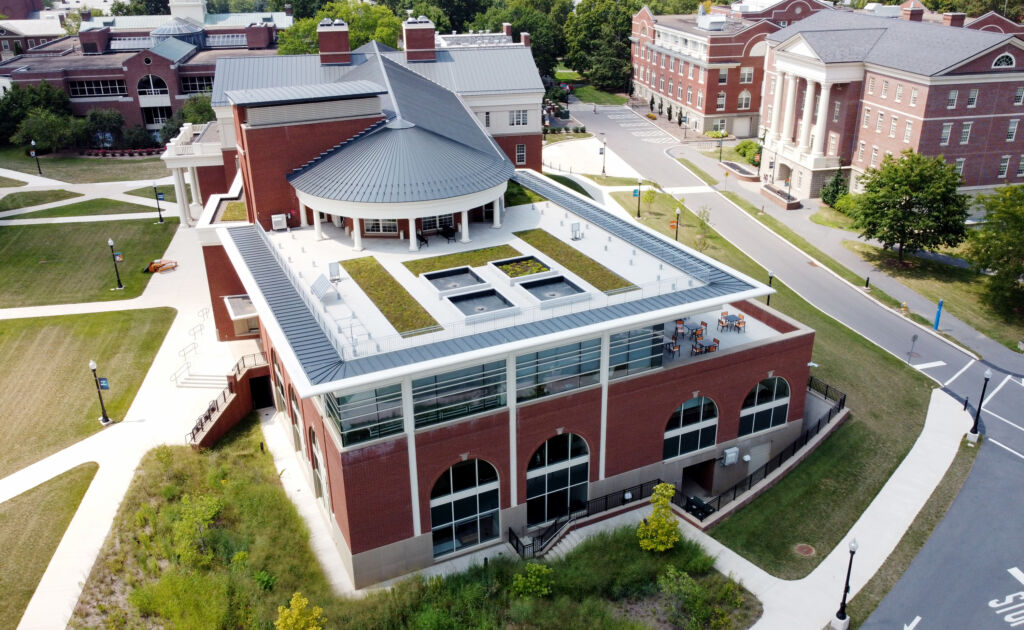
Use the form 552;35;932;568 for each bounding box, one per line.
833;539;858;627
718;138;723;162
766;271;774;306
108;237;124;290
970;368;994;438
674;207;681;241
152;183;164;224
600;132;607;175
30;139;41;176
636;177;642;219
89;359;112;425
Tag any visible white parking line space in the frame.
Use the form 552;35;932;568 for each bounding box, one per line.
945;359;976;386
983;407;1024;434
987;374;1014;403
989;438;1024;461
1010;567;1024;587
912;360;947;370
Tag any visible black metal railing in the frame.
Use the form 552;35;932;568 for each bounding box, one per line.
674;377;847;520
186;352;267;444
509;478;662;558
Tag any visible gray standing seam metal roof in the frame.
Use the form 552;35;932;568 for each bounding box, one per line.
227;174;753;386
149;36;197;64
768;11;1013;76
225;80;387;107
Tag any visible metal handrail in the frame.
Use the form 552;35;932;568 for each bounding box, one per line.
186;352;267;444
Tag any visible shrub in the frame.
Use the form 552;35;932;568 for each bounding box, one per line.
171;493;223;570
647;113;657;120
820;170;848;207
834;192;861;216
637;482;680;552
705;130;727;139
511;562;554;598
254;569;277;591
275;592;326;630
579;125;586;133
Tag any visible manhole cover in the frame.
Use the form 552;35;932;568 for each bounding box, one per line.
794;544;816;557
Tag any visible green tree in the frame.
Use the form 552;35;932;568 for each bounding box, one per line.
277;0;402;54
470;0;562;78
853;150;969;263
510;562;554;598
269;0;324;17
564;0;637;89
110;0;169;14
85;108;125;147
275;592;326;630
819;170;847;207
64;11;83;36
12;109;74;153
0;80;72;143
965;185;1024;314
637;482;680;552
123;125;160;149
171;494;223;570
433;0;489;32
182;93;215;124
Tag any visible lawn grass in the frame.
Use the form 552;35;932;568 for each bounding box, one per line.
847;437;978;627
700;146;748;164
545;173;592;198
554;65;583;81
610;189;686;232
843;240;1024;351
124;184;188;204
403;245;523;276
582;175;658;188
220;200;247;222
544;131;594;144
809;204;856;231
0;189;82;211
573;85;628;105
0;175;27;188
610;193;935;579
23;198;154;218
342;257;439;333
0;219;178;307
0;309;175;479
506;180;546;206
677;158;719;186
0;463;98;630
513;228;633;292
0;146;170;184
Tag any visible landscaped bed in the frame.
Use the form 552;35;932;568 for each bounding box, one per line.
0;219;178;306
70;414;761;628
506;180;546;206
545;173;592;198
0;189;82;211
0;147;170;184
494;255;550;278
342;256;440;333
513;229;633;292
0;309;175;479
1;463;98;629
219;200;247;222
403;244;522;276
22;198;155;219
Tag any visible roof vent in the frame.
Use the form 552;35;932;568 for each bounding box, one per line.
319;17;332;26
418;15;429;22
333;18;346;26
696;13;726;30
407;16;417;23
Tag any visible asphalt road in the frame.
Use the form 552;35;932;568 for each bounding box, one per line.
570;102;1024;629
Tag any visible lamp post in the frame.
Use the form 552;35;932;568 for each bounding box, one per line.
89;359;112;425
30;139;41;176
674;207;681;241
718;138;724;162
833;538;858;627
766;271;774;306
600;132;607;175
152;183;164;224
970;368;994;438
636;177;642;219
108;237;124;290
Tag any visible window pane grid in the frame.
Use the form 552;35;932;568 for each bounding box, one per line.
413;361;507;428
516;339;601;402
326;384;403;446
609;325;663;379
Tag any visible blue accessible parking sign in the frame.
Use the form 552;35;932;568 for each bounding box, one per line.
633;188;639;197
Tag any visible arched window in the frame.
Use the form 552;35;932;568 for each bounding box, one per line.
430;459;499;557
526;433;588;526
738;90;751;110
994;53;1015;68
271;350;285;414
137;74;168;95
289;386;304;453
664;396;718;459
739;377;790;437
309;428;330;511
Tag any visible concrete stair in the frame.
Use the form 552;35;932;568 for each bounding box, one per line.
544;509;649;560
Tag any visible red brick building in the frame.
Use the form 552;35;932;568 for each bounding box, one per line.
760;9;1024;200
0;0;42;21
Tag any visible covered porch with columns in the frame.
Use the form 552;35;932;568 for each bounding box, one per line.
294;181;509;252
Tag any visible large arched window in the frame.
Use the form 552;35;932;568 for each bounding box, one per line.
993;53;1015;68
289;386;304;453
739;377;790;437
137;74;168;95
664;396;718;459
526;433;588;526
309;428;330;511
430;459;499;557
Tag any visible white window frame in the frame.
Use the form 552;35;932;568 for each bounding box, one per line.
827;133;837;155
739;66;753;84
960;121;972;145
1017;155;1024;177
832;101;841;123
718;69;727;85
910;87;919;106
889;115;898;138
857;141;865;162
868;77;875;94
509;109;528;126
526;434;589;526
364;218;398;234
954;157;965;176
737;89;751;110
904;120;913;143
515;144;526;165
875;112;884;133
697;91;703;108
881;80;889;98
663;397;719;460
940;122;953;145
430;460;500;558
716;91;726;111
993;53;1015;68
947;89;958;109
686;86;692;104
1016;86;1024;106
895;84;903;103
967;88;979;108
870;146;878;167
1008;119;1019;142
863;107;871;128
998;155;1010;178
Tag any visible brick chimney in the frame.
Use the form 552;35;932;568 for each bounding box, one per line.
245;23;272;49
401;16;435;62
521;31;531;47
318;18;350;65
942;12;966;26
283;3;292;16
902;6;923;21
502;22;512;36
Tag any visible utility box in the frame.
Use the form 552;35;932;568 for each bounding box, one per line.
271;213;288;231
722;447;739;466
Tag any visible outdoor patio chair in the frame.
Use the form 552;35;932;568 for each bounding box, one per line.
735;315;746;332
417;231;429;247
717;317;728;331
690;342;702;356
440;225;457;243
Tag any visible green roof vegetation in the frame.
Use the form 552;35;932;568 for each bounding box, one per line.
0;463;97;628
0;189;82;211
544;173;591;198
513;228;633;292
220;201;247;222
342;256;440;334
23;198;154;219
403;245;522;276
505;180;546;206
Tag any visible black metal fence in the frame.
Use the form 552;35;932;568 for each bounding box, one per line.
186;352;267;444
509;478;662;558
674;376;847;520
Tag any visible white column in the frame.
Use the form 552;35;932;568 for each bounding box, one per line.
172;168;189;225
313;209;322;240
493;198;503;228
187;166;201;205
352;219;363;251
460;209;470;243
506;357;518;506
298;201;308;227
798;79;817;152
409;220;418;251
770;71;785;140
780;74;798;146
400;378;421;536
811;83;833;157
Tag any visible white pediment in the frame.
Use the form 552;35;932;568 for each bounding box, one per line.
779;35;820;61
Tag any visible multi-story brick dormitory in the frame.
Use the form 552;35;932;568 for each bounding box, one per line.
760;9;1024;200
160;16;834;588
